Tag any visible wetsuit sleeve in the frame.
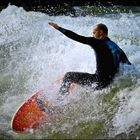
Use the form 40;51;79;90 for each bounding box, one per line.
120;50;131;65
57;27;94;45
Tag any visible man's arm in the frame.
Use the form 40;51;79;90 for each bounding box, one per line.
120;50;131;65
48;22;96;45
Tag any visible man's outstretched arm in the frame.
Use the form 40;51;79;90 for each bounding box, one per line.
48;22;96;45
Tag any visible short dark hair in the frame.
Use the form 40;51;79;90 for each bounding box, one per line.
97;23;108;35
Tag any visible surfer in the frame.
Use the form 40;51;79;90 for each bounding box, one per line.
48;22;131;94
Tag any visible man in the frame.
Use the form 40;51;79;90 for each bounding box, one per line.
48;22;131;95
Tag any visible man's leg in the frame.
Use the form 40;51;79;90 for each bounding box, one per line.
59;72;98;95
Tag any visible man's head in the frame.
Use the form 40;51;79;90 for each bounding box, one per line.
92;23;108;39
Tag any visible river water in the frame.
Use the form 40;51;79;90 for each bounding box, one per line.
0;5;140;139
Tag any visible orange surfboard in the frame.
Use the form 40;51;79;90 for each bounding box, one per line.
11;78;76;132
11;90;49;132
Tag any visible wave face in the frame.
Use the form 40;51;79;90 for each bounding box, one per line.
0;5;140;139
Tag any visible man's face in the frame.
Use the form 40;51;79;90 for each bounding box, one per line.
92;25;103;39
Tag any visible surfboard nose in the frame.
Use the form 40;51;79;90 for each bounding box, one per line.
11;93;47;132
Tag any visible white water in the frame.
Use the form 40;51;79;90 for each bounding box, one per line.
0;5;140;139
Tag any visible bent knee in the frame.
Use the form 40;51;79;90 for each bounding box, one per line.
64;72;74;78
63;72;79;82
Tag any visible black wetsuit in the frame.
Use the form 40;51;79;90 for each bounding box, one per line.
57;27;131;94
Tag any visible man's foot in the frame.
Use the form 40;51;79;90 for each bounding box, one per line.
56;92;69;101
36;98;60;115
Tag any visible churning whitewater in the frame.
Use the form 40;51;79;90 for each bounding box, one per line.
0;5;140;139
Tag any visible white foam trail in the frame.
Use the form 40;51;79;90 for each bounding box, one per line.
112;86;140;135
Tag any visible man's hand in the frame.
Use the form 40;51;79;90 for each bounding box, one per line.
48;22;59;29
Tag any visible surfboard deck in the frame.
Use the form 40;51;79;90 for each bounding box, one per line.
11;90;49;132
11;78;76;132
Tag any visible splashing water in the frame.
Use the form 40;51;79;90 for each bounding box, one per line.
0;5;140;139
